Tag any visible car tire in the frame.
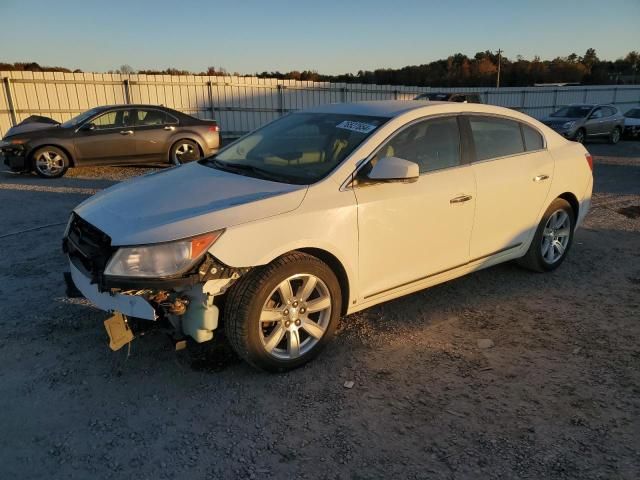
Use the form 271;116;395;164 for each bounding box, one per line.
517;198;575;273
32;146;70;178
224;251;342;372
573;128;586;144
608;126;621;144
170;139;201;165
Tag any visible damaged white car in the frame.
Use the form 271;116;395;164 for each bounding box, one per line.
64;101;593;371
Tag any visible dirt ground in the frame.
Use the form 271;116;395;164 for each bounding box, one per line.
1;142;639;480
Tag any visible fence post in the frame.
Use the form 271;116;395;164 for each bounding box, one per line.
520;90;526;110
582;88;588;103
207;81;216;119
123;79;131;104
553;89;558;112
340;87;347;103
277;84;285;116
393;89;399;100
612;86;618;105
3;77;17;126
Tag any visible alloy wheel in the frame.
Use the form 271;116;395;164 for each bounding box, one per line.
541;209;571;264
258;273;332;360
35;151;65;177
173;142;198;164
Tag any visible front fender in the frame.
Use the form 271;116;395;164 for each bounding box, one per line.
209;190;359;305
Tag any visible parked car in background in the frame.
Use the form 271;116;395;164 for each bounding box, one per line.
414;92;482;103
64;101;592;371
623;107;640;139
0;105;220;178
541;104;624;144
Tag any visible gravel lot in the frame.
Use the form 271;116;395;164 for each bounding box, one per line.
1;142;639;479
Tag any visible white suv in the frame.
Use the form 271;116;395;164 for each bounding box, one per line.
64;101;593;371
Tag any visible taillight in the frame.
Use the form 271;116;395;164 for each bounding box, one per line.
585;153;593;172
208;124;220;133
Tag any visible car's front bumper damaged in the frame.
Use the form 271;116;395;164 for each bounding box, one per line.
63;214;248;347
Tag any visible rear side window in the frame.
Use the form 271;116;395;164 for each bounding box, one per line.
136;109;168;126
522;124;544;151
375;116;461;174
469;117;524;161
602;106;616;117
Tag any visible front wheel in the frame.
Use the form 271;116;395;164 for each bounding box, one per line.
224;252;342;372
33;146;69;178
517;198;575;272
170;139;201;165
573;128;586;144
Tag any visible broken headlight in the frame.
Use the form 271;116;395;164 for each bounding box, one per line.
104;230;223;278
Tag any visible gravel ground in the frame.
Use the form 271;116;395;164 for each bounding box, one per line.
1;143;639;479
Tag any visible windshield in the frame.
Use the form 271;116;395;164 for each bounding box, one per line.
60;107;104;128
624;108;640;119
550;106;593;118
206;113;387;184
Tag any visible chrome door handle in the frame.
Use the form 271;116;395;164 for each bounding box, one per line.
120;130;134;135
450;194;473;204
163;126;175;131
533;174;549;182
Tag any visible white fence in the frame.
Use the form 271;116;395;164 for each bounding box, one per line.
1;71;639;139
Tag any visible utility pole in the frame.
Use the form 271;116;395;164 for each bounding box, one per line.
496;48;502;88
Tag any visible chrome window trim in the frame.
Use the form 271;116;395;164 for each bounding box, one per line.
464;112;548;164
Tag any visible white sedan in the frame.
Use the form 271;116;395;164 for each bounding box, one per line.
64;101;593;371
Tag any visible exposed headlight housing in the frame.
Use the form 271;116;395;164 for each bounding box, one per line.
562;121;576;129
104;230;223;278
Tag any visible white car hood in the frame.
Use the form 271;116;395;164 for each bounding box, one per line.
74;162;307;245
625;117;640;126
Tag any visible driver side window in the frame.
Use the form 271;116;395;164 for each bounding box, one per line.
91;110;131;130
590;108;603;120
371;116;461;174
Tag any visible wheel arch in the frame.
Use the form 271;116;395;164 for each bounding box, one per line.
28;143;76;167
294;248;350;316
557;192;579;219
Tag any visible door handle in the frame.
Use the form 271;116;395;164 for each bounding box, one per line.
120;130;134;135
450;194;473;204
533;174;549;182
164;126;175;131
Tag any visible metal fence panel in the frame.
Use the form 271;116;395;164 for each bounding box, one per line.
1;71;639;139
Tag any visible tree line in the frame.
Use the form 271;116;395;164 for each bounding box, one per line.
2;49;638;86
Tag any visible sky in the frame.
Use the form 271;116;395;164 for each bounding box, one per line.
0;0;638;75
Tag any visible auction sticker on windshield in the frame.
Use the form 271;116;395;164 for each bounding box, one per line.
336;120;378;134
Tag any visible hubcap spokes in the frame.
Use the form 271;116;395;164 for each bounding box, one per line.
259;274;332;360
36;151;64;175
174;143;197;163
541;209;570;264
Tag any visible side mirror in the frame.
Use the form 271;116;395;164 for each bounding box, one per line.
367;156;419;183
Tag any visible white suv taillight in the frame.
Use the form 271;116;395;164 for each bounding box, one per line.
585;153;593;172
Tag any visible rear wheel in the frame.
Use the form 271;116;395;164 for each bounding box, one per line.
33;146;69;178
224;252;341;372
608;126;621;144
170;139;201;165
517;198;575;272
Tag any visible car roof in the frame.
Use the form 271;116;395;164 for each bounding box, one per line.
304;100;451;118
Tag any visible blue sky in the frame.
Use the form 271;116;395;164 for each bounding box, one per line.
0;0;638;74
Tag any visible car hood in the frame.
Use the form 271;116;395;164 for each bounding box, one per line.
74;162;308;246
541;116;581;125
625;117;640;126
3;117;61;138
